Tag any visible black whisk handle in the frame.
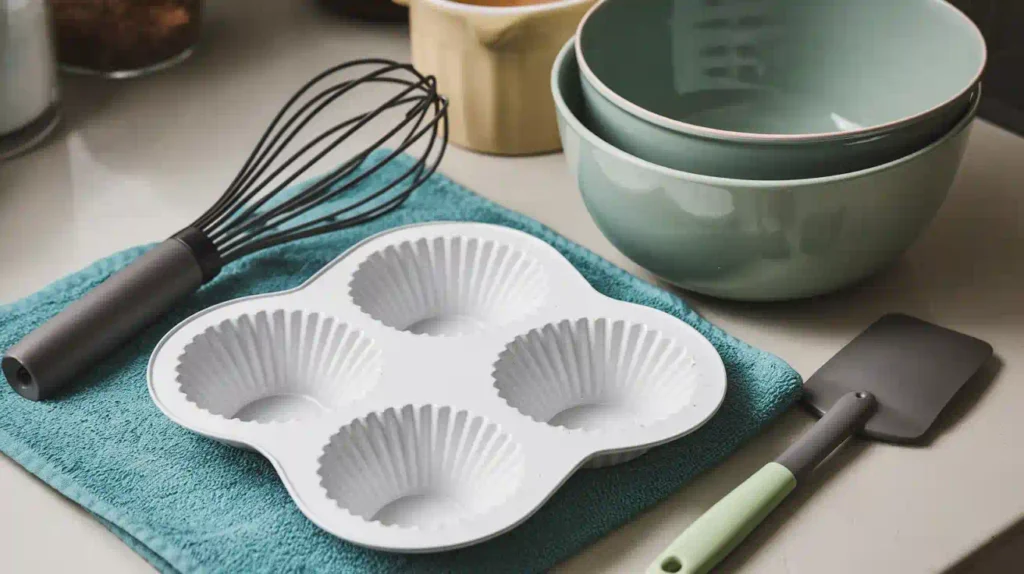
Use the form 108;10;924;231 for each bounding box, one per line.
3;235;215;401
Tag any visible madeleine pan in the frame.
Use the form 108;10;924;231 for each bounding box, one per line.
148;222;727;552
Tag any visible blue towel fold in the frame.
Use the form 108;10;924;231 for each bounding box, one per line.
0;152;801;573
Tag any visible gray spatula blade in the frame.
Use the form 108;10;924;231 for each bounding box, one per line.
803;313;992;443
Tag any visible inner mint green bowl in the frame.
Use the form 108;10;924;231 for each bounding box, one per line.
553;39;979;301
575;0;985;180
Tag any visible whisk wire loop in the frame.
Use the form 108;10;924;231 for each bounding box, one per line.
189;58;448;264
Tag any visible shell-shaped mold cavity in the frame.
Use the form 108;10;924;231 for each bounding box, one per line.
493;318;700;432
176;310;382;423
349;236;548;336
319;405;525;529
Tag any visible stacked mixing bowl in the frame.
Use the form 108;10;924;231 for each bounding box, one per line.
554;0;986;300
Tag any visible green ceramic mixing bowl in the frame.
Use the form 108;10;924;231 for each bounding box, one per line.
553;39;978;301
575;0;985;180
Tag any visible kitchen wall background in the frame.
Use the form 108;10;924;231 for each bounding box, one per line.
950;0;1023;135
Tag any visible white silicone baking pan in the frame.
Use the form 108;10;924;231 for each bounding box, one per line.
148;222;727;552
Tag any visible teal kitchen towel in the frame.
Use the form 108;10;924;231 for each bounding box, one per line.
0;152;802;573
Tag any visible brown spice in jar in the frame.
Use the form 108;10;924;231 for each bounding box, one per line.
50;0;202;74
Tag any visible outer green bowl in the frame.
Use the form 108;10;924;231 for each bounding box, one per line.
575;0;985;180
553;39;978;301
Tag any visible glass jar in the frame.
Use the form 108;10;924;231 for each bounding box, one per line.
1;0;61;159
50;0;202;78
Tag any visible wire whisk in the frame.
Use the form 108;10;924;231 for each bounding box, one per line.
4;59;449;400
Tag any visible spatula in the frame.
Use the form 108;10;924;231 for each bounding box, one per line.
649;313;992;574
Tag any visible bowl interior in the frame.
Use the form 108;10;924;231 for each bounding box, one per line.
554;37;980;187
579;0;984;136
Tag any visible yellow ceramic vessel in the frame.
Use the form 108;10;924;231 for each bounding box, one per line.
396;0;595;155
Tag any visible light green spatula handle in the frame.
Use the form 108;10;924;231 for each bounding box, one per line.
646;462;796;574
648;391;877;574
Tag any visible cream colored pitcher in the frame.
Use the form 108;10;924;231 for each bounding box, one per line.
395;0;595;155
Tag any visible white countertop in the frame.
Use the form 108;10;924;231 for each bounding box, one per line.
1;1;1022;572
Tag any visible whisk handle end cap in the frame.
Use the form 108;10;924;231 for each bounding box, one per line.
3;239;206;401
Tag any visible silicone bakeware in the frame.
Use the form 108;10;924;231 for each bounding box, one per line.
148;222;727;552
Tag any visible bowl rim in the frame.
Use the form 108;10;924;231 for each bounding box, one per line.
414;0;593;15
553;38;980;189
574;0;986;144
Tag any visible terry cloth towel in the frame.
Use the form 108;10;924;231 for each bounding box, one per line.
0;152;802;573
